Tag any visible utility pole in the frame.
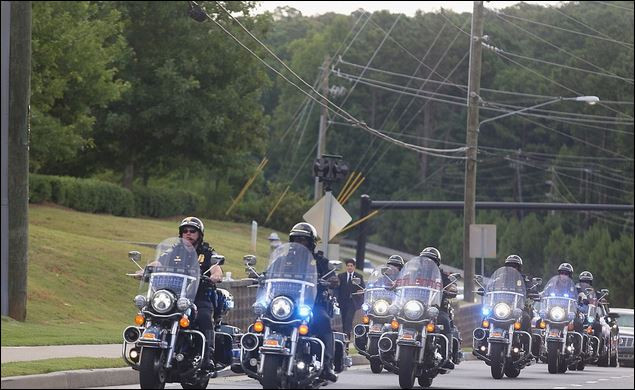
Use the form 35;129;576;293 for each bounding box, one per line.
516;149;524;219
462;1;484;303
314;56;331;201
5;1;31;321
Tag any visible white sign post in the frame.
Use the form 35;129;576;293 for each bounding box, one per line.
251;220;258;254
469;224;496;277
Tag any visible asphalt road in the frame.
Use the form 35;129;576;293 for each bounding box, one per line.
89;361;634;389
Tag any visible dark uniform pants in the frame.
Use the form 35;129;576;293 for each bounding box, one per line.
311;304;334;365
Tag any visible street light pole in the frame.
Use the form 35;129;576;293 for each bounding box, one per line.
462;94;599;303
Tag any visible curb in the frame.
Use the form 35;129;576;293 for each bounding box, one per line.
1;355;368;389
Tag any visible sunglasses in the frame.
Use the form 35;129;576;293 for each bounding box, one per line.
181;228;198;234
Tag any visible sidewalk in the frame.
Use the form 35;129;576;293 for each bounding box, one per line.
1;344;122;363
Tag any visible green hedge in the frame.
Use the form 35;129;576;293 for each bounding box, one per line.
29;175;201;218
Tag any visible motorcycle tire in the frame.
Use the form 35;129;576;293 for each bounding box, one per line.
370;358;383;374
490;344;505;379
368;341;383;373
139;348;166;389
504;360;521;378
547;341;559;374
262;355;284;389
398;346;417;389
418;376;433;388
558;354;567;373
576;360;585;371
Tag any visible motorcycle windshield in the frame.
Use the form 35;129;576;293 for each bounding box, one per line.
578;281;597;318
255;243;318;309
483;267;526;312
364;265;398;304
395;256;442;310
541;275;577;319
140;237;200;301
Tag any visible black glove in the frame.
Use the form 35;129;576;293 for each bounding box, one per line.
200;275;215;289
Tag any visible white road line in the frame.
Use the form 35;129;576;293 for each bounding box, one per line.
553;387;568;389
585;381;598;384
611;376;622;379
570;385;582;387
598;378;609;381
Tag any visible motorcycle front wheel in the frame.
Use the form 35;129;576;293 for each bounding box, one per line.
547;341;560;374
262;354;284;389
489;343;505;379
368;340;383;373
139;348;167;389
398;346;417;389
504;360;521;378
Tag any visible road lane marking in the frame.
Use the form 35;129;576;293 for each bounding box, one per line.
611;376;622;379
553;387;568;389
570;385;582;387
598;378;609;381
585;381;598;384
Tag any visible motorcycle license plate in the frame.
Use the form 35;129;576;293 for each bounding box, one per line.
263;334;285;348
401;329;416;341
491;328;504;338
549;329;561;337
370;323;382;333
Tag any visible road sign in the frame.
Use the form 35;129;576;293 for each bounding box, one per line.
303;192;352;242
469;224;496;258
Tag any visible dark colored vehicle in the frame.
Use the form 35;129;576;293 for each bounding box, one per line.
353;265;399;373
238;243;350;389
539;274;584;374
122;237;237;389
473;267;539;379
378;256;461;389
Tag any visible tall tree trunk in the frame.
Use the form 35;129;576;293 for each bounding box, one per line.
122;162;134;190
7;1;31;321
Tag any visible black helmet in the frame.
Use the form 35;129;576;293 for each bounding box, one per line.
420;247;441;266
289;222;318;252
579;271;593;284
558;262;574;277
179;216;205;237
504;255;523;271
387;255;404;270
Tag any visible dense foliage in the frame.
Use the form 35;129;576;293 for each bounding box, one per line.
29;2;633;305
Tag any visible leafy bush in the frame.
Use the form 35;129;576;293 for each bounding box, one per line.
132;185;202;218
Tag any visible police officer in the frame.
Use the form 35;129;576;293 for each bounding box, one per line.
577;271;603;335
178;217;224;375
503;255;537;353
289;222;339;382
386;254;405;273
419;247;456;369
557;262;584;333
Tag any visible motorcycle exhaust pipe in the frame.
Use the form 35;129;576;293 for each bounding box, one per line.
378;336;393;353
124;326;141;343
473;328;487;341
354;324;367;338
240;333;260;352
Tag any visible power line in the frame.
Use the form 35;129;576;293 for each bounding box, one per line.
593;1;635;12
493;10;634;49
490;9;634;86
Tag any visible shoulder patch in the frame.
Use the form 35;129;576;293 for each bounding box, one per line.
198;254;205;264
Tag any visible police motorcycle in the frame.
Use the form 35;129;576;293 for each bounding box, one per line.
572;285;601;370
122;237;237;389
239;243;351;389
472;267;541;379
352;265;399;373
538;274;584;374
595;291;619;367
378;256;461;389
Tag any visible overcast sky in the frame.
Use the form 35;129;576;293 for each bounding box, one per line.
253;1;564;17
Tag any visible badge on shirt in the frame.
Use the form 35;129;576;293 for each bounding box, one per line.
198;254;205;264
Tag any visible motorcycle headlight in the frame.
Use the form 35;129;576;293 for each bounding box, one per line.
271;296;294;320
550;306;566;322
176;297;191;311
134;294;147;309
373;300;390;316
494;303;511;319
362;303;370;312
298;305;312;318
151;290;175;313
404;300;424;321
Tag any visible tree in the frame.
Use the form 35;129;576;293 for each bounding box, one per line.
30;1;129;174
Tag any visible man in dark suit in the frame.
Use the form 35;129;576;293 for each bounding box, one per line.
337;258;365;339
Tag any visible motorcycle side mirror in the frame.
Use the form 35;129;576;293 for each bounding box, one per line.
330;260;343;271
585;287;594;295
129;250;141;263
243;255;257;267
476;287;485;296
212;254;225;266
352;277;362;286
532;277;542;286
600;288;609;296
